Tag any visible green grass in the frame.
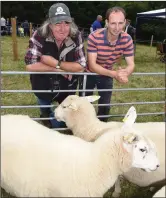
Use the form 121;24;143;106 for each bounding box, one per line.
1;36;165;198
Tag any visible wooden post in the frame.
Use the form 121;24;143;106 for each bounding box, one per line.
30;22;32;37
11;17;18;61
150;35;154;47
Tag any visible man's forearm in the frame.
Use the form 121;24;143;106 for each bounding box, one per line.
125;56;135;76
41;55;84;72
60;61;84;72
126;64;135;76
26;62;57;72
89;63;116;78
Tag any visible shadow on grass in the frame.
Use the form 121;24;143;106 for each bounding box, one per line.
1;188;16;198
104;179;153;198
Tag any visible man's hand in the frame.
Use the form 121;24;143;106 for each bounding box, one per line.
117;66;129;76
114;67;129;84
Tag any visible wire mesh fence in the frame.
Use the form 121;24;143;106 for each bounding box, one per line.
1;71;165;124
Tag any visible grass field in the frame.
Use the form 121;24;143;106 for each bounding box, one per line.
1;36;165;198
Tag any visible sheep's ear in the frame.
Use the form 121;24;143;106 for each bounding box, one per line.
122;106;137;127
122;133;138;144
68;103;78;111
83;95;100;103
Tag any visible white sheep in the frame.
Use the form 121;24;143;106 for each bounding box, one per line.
113;124;165;198
153;186;165;197
54;95;165;196
1;114;159;197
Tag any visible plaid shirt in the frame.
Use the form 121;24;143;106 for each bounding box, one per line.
25;30;86;68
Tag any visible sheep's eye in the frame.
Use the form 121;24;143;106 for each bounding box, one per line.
140;148;145;152
62;105;67;109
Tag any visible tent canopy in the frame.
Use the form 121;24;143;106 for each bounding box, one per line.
137;8;166;18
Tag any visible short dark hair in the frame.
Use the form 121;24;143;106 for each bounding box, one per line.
106;7;126;20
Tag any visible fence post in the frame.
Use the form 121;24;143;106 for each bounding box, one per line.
150;35;154;48
11;17;18;61
30;22;32;38
82;74;87;96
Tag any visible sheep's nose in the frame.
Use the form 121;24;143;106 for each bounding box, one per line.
156;164;160;168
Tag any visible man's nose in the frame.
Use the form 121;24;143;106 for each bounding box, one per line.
115;24;119;30
59;24;65;31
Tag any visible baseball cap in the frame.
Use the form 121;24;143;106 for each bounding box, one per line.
49;3;72;24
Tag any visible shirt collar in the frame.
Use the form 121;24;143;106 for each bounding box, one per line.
104;28;122;46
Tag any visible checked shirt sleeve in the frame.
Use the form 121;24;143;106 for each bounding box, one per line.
74;31;87;68
25;30;43;65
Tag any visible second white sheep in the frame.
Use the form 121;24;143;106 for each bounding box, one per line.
55;95;165;197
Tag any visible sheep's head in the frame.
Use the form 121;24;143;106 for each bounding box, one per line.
54;95;100;124
122;131;160;172
120;106;160;172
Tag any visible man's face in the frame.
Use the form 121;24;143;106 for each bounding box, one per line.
50;21;70;41
107;11;126;36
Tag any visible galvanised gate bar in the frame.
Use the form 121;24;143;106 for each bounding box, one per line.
1;71;165;130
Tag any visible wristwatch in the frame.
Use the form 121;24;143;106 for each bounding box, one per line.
55;61;61;69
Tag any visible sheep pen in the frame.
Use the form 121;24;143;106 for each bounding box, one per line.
1;35;165;198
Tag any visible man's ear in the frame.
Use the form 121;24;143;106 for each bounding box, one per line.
82;95;100;103
68;103;78;111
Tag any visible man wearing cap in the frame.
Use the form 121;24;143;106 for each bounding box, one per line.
25;3;86;129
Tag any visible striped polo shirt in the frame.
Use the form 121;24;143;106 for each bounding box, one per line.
87;28;134;70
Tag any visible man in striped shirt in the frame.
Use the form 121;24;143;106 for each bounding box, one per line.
86;7;135;122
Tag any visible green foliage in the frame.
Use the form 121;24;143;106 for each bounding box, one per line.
2;1;165;41
137;18;166;42
1;1;165;28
